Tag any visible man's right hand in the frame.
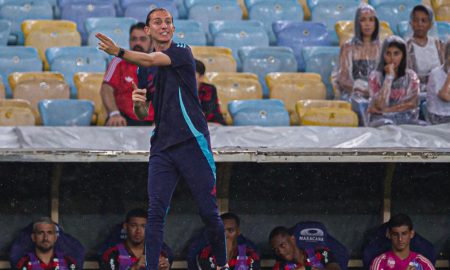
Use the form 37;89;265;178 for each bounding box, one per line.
106;114;127;126
131;81;147;107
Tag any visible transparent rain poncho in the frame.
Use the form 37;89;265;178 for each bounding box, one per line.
335;3;381;100
368;36;422;127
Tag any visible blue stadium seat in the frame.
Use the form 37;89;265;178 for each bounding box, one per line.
123;0;179;22
397;21;410;39
0;19;10;46
368;0;421;8
46;47;107;98
273;21;330;71
374;1;420;35
0;46;42;98
38;99;94;126
186;0;242;44
437;21;450;42
0;0;53;45
238;46;297;98
228;99;290;126
85;17;137;49
310;0;358;45
302;46;340;99
210;20;269;70
306;0;359;10
60;2;116;44
175;0;187;19
173;19;206;46
247;0;303;45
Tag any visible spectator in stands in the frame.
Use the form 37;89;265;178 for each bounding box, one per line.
269;226;340;270
368;36;421;127
426;41;450;124
100;208;170;270
15;217;77;270
101;22;155;126
195;59;226;125
335;3;381;100
369;214;435;270
406;4;445;93
197;212;260;270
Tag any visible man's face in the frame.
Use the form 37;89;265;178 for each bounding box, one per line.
145;10;175;43
223;218;240;243
388;225;414;252
411;10;432;39
271;235;296;262
125;217;147;245
130;28;151;53
31;223;57;253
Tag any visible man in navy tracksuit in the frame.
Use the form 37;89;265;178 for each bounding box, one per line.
96;8;227;270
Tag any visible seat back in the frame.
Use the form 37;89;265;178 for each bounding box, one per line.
0;19;11;46
0;46;43;98
0;99;36;126
187;0;243;44
46;46;107;98
22;20;82;70
247;0;303;44
266;72;327;124
273;21;330;71
302;46;340;99
86;17;138;49
335;20;394;46
374;1;421;35
369;0;421;7
435;5;450;22
228;99;290;126
295;100;358;127
38;99;94;126
239;46;297;98
60;2;116;44
123;0;179;21
173;19;207;46
0;0;53;45
74;72;106;125
206;72;262;124
191;46;237;72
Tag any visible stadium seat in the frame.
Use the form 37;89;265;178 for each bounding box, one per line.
46;47;108;98
228;99;289;126
247;0;304;45
38;99;94;126
435;5;450;22
186;0;243;44
238;46;297;98
210;20;269;70
191;46;237;72
0;99;36;126
368;0;421;8
306;0;360;10
8;72;70;124
273;21;330;71
335;20;394;46
374;1;421;35
295;100;358;127
437;21;450;42
0;19;11;46
302;46;340;99
60;2;116;44
206;72;263;125
123;0;179;22
0;46;43;98
266;72;327;124
0;0;53;45
22;20;81;70
175;0;187;19
397;21;410;39
173;20;207;46
85;17;138;49
73;72;107;125
309;0;359;45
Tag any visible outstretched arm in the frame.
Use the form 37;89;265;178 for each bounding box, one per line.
96;32;171;67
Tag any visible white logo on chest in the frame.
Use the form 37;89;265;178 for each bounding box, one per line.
125;76;133;83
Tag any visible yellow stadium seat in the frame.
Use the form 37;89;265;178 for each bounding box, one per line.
266;72;327;124
205;72;263;125
295;99;358;127
22;20;81;70
435;5;450;22
335;20;394;46
191;46;237;72
9;72;70;124
73;72;106;125
0;99;36;126
0;77;5;99
431;0;447;10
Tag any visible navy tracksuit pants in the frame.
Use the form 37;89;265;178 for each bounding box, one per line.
145;137;226;270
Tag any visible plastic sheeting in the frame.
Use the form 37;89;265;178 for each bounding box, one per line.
1;124;450;151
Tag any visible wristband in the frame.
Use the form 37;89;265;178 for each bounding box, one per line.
386;74;394;80
117;47;125;58
109;110;120;118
